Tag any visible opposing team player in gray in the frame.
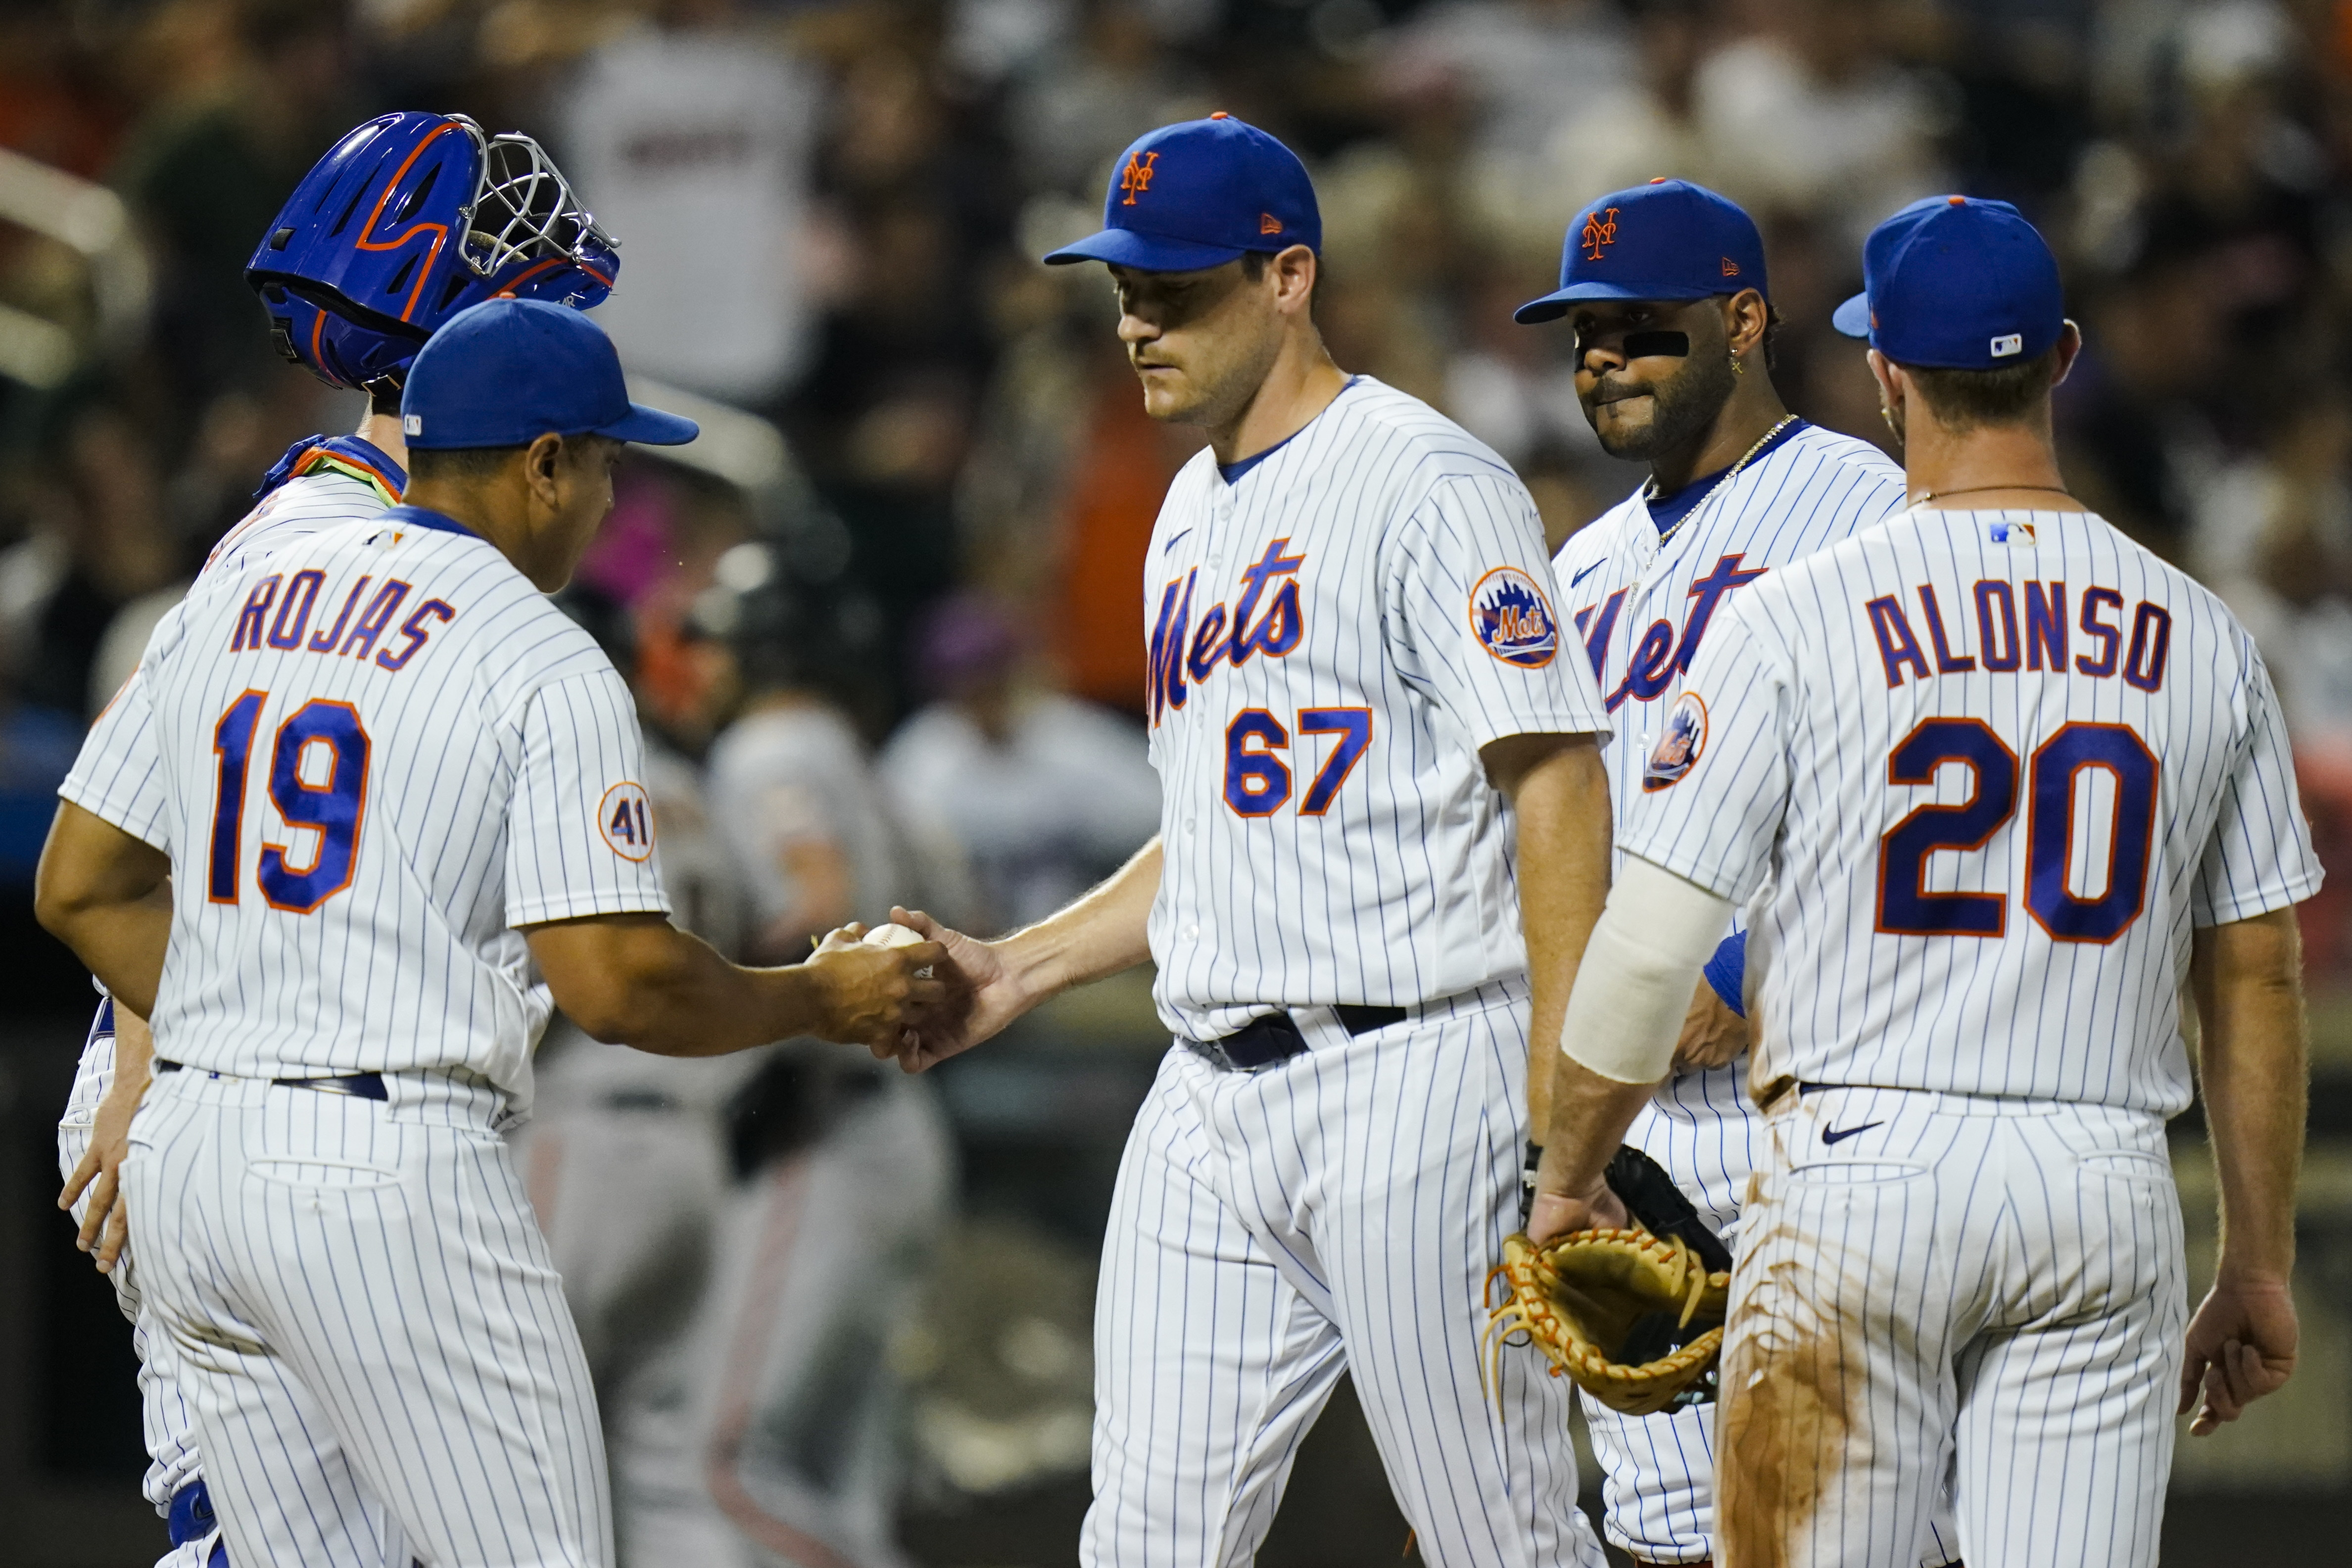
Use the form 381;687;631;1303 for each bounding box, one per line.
37;298;946;1568
1529;196;2316;1567
880;115;1617;1567
1521;179;1955;1567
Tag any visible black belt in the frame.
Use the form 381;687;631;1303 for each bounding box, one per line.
1189;1003;1408;1072
157;1059;388;1101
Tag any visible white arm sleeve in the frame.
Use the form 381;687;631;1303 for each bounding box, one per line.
1559;855;1737;1085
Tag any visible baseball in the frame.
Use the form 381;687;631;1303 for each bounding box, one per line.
864;921;933;978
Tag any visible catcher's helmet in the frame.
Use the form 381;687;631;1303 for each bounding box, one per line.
246;111;620;393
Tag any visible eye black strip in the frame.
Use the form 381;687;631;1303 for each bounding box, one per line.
1620;330;1690;359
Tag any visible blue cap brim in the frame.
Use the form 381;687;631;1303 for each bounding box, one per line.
1512;281;1727;325
593;402;700;446
1831;292;1872;338
1043;227;1252;272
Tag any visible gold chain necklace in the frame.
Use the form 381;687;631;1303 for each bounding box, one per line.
1647;415;1800;548
1915;483;2072;505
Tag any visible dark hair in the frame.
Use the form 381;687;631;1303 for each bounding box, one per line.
1762;303;1781;372
1900;346;2062;431
404;445;523;481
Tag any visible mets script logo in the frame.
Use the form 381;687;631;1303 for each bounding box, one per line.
1120;151;1160;206
1470;567;1560;668
1643;692;1708;792
1582;205;1620;260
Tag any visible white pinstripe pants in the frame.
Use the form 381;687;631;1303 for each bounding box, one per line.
1718;1087;2185;1568
1082;991;1607;1568
124;1066;610;1568
59;1022;203;1516
1582;1061;1960;1567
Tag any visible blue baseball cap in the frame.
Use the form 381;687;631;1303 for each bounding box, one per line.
400;298;699;450
1831;195;2064;370
1043;115;1320;272
1515;180;1768;324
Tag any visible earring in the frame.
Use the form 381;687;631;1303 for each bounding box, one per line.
1879;404;1902;443
1730;354;1746;376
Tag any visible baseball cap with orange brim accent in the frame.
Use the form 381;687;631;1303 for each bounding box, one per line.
1043;115;1320;273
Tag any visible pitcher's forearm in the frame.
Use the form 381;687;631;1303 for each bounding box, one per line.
2193;909;2308;1282
997;837;1161;1002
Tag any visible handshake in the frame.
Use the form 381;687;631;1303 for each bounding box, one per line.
800;908;998;1072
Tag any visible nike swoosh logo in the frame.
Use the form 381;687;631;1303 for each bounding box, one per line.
1163;528;1194;555
1569;559;1605;587
1821;1121;1884;1146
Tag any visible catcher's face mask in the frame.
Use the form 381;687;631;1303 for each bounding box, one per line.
246;111;620;390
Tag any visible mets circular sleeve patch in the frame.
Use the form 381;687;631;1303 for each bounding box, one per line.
1470;567;1561;668
1643;692;1708;791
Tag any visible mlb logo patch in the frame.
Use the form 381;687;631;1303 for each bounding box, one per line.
1468;567;1559;667
1989;519;2036;545
1989;333;2023;358
403;415;423;435
1643;692;1708;792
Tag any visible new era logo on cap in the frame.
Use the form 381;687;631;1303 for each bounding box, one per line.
1991;333;2023;357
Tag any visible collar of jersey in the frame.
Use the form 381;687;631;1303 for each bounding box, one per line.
253;434;407;506
1644;417;1808;538
1217;375;1366;486
378;503;478;539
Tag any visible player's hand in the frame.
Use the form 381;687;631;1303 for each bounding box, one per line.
876;906;1026;1073
59;1066;147;1275
1671;979;1748;1074
2179;1275;2298;1435
1524;1144;1631;1246
801;934;950;1053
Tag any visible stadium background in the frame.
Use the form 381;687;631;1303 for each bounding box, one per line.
0;0;2348;1561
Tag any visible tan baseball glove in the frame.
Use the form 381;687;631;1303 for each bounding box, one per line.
1484;1221;1732;1418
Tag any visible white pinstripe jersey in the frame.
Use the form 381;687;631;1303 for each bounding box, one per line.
1623;505;2323;1114
60;503;669;1105
1142;376;1610;1040
1552;421;1908;854
75;447;401;1006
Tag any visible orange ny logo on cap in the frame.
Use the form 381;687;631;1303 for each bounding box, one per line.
1582;206;1620;261
1120;150;1160;206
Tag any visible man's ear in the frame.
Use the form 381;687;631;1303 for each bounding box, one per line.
1866;347;1900;407
1724;288;1769;359
1272;244;1318;315
522;431;566;514
2051;320;2083;390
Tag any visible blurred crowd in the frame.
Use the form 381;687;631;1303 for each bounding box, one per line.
8;0;2352;834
